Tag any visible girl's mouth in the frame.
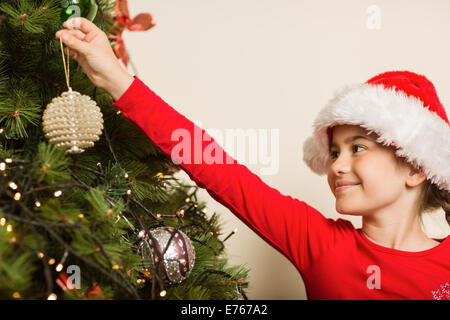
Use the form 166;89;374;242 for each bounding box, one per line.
336;184;360;193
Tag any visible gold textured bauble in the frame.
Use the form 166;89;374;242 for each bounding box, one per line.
42;88;104;154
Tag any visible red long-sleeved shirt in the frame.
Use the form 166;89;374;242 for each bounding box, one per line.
112;76;450;300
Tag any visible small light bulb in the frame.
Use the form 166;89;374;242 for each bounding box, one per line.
156;172;164;178
177;209;185;217
48;258;55;265
126;189;132;195
14;192;21;201
185;197;190;202
5;158;12;163
112;265;119;270
37;252;44;259
35;201;41;207
54;190;62;197
124;173;129;178
78;213;84;219
12;292;21;299
0;218;6;226
47;293;57;300
0;162;6;171
6;224;13;232
8;182;18;190
55;264;63;272
160;290;167;297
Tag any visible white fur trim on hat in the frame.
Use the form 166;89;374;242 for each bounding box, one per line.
302;83;450;193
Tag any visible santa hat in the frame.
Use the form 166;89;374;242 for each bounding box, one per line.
302;70;450;193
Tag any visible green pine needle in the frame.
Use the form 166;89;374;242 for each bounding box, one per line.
33;142;71;184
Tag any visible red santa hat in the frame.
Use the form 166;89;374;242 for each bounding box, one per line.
302;70;450;193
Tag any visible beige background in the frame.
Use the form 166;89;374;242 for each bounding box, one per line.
123;0;450;299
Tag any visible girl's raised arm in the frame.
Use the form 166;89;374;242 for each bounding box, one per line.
56;17;348;275
110;76;349;274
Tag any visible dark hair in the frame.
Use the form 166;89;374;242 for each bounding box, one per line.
419;180;450;227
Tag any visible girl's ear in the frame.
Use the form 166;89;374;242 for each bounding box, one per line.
405;166;427;188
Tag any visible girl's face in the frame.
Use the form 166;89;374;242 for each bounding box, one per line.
326;124;411;216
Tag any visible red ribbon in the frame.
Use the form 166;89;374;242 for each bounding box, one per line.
110;0;155;66
86;285;104;299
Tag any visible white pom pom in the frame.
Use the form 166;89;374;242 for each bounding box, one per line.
302;135;328;175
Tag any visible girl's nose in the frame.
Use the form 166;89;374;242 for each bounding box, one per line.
329;154;352;175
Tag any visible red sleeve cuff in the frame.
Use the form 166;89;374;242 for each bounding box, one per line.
111;75;141;114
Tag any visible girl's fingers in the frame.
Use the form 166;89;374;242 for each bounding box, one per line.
66;29;86;41
64;17;100;37
56;29;86;41
64;47;78;58
56;18;104;52
56;31;90;56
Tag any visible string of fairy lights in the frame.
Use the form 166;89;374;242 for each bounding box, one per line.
0;122;247;300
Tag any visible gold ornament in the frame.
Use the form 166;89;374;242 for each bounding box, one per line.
42;37;103;154
42;87;103;154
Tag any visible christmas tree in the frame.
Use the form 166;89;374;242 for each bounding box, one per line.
0;0;249;300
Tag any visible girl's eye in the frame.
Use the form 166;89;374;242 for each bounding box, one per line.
330;145;365;160
353;145;365;153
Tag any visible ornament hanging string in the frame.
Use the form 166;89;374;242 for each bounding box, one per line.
59;37;71;90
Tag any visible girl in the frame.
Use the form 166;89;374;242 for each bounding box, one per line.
55;17;450;300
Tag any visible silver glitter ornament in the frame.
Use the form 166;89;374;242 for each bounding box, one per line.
42;87;104;154
139;227;195;285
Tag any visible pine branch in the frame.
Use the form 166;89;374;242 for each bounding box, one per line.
9;195;141;299
22;183;88;195
181;269;247;299
0;14;6;32
31;72;65;92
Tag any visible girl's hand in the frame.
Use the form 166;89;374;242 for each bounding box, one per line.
55;17;134;100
